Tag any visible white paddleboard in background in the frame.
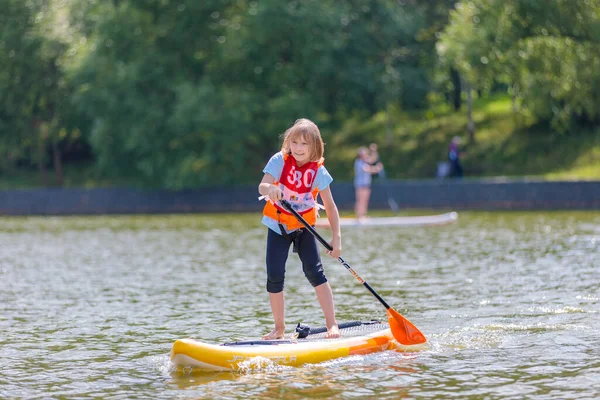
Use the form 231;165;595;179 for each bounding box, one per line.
315;212;459;228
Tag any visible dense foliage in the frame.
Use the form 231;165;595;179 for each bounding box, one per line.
1;0;599;188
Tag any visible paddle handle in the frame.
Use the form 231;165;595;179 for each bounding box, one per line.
280;200;391;310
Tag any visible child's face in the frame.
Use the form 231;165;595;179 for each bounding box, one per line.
290;134;311;165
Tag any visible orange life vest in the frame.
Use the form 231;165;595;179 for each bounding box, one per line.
263;154;323;231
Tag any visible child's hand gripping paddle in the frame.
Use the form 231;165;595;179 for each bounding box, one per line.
280;200;426;346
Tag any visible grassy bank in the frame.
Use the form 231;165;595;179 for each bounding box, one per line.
326;94;600;182
3;94;600;189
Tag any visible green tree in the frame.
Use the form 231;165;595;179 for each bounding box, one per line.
66;0;432;187
0;0;76;185
439;0;600;134
67;0;235;186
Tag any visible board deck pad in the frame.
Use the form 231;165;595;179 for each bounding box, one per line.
289;320;386;340
222;321;387;346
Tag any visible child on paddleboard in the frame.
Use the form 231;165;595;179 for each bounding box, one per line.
258;118;342;340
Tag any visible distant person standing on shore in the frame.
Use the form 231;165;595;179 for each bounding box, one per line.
448;136;463;178
354;147;383;219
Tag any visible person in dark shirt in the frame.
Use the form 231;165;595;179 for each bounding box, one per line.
448;136;463;178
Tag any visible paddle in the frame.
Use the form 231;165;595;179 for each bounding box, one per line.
377;168;399;213
280;200;426;346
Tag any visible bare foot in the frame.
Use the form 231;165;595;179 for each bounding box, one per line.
262;327;286;340
325;325;341;339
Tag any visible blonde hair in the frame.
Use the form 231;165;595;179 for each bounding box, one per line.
280;118;325;162
357;146;368;156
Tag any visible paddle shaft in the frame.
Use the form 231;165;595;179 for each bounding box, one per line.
378;168;399;213
280;200;391;310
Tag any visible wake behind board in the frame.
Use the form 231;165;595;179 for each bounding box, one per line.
315;212;458;228
170;321;397;372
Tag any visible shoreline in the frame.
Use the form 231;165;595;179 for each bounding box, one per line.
1;179;599;215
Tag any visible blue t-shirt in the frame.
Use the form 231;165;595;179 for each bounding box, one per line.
261;152;333;234
354;158;372;187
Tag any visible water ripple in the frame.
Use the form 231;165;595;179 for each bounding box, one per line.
1;211;599;398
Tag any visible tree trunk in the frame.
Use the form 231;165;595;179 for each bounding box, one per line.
385;106;393;147
52;139;64;187
464;81;475;143
450;67;462;111
38;121;48;187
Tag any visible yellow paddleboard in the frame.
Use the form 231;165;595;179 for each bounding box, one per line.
171;323;396;371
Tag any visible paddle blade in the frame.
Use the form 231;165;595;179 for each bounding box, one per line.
387;308;427;345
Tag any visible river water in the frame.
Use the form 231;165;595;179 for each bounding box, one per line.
1;211;599;399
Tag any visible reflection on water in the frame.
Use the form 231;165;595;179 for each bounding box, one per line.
1;211;599;399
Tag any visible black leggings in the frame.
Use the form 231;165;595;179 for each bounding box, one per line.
265;228;328;293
